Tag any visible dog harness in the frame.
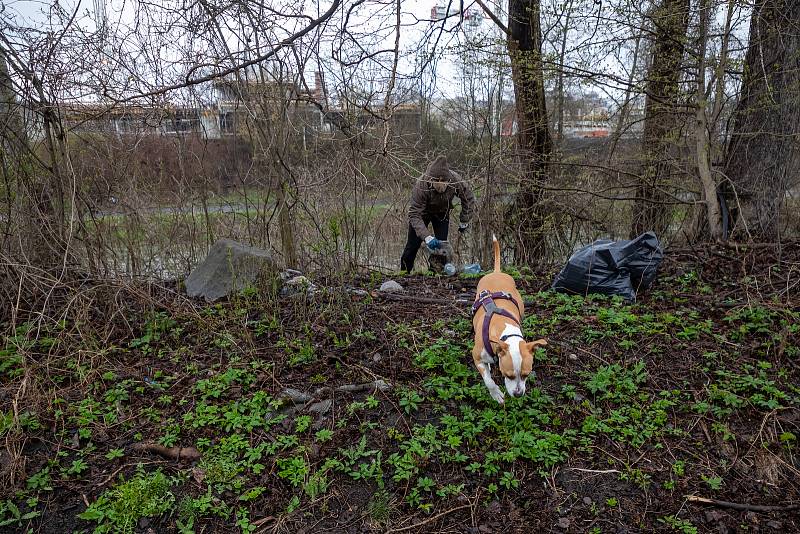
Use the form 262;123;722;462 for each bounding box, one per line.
471;290;523;361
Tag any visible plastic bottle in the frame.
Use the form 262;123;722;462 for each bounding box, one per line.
463;263;481;274
443;263;457;276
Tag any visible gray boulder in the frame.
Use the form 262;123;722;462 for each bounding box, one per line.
379;280;404;293
185;239;278;301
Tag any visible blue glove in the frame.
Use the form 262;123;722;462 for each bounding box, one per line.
424;236;441;250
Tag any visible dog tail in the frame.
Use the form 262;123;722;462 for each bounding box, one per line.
492;234;501;272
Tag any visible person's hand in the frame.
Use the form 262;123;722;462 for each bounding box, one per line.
424;236;441;250
458;223;469;234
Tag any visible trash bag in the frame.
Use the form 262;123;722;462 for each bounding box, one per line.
552;232;664;301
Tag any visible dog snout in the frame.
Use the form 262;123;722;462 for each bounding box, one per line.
511;388;525;397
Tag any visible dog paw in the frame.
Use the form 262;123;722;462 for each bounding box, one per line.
490;389;505;404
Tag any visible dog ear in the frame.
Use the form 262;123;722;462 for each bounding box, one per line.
525;339;547;352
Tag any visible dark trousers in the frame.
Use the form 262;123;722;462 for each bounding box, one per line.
400;216;450;272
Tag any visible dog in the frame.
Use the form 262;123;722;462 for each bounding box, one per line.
471;236;547;403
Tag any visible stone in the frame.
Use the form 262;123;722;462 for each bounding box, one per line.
280;275;318;297
309;399;332;415
280;387;311;404
568;353;578;361
286;275;311;287
582;496;592;505
280;269;304;280
185;239;278;302
372;353;383;363
379;280;404;293
557;517;570;529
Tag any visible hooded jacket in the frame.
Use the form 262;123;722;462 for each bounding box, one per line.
408;156;476;239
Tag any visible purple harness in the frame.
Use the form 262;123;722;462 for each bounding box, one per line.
471;290;523;360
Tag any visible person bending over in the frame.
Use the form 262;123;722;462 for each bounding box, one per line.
400;155;475;272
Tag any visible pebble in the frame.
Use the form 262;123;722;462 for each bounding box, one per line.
568;353;578;361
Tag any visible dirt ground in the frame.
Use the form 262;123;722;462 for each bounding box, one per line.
1;243;799;533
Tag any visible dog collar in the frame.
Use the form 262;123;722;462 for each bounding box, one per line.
500;333;524;342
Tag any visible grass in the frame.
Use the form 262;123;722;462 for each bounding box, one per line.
1;253;799;532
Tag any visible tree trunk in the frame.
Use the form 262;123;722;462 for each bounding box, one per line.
691;0;723;240
508;0;553;265
631;0;689;239
722;0;800;240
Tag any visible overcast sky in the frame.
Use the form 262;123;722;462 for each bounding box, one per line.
3;0;750;108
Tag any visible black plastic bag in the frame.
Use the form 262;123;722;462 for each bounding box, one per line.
552;232;663;301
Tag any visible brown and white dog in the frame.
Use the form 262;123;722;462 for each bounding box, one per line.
471;236;547;403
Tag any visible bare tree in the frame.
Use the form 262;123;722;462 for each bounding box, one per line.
723;0;800;240
505;0;554;263
631;0;689;238
690;0;723;240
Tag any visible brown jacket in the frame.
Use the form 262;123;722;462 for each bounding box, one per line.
408;168;476;239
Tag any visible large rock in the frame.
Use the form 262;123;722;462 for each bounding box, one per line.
185;239;278;301
379;280;404;293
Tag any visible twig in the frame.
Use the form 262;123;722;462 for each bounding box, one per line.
686;495;800;512
98;465;127;487
386;504;473;533
565;468;621;474
699;420;713;444
252;515;275;527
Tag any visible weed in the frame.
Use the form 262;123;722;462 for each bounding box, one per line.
276;456;309;487
315;429;334;442
79;468;176;533
0;499;40;529
619;466;651;489
701;474;723;491
398;389;423;414
659;515;698;534
366;490;392;525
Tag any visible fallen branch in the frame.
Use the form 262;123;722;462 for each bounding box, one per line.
282;380;393;408
686;495;799;512
130;442;201;462
333;379;392;394
371;291;538;310
385;503;473;533
371;291;472;306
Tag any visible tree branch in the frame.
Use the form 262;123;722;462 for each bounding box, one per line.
109;0;341;104
473;0;510;36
